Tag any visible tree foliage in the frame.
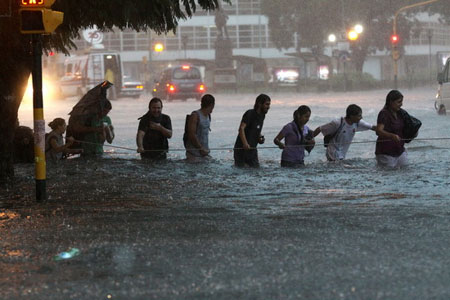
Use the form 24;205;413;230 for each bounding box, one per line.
261;0;449;72
0;0;221;182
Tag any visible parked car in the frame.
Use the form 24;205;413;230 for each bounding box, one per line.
120;75;144;98
436;57;450;115
152;65;206;101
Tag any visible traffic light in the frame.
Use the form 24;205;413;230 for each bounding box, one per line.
391;34;399;45
19;0;63;34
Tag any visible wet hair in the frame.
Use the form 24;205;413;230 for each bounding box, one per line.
346;104;362;118
48;118;65;130
149;97;163;109
201;94;215;109
254;94;271;110
385;90;403;107
294;105;311;120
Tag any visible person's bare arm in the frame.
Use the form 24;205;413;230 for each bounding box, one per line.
136;130;145;153
376;123;401;142
149;122;172;138
238;122;250;150
313;126;321;137
273;131;285;149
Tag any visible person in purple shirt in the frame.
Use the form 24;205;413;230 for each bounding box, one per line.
375;90;407;168
274;105;315;167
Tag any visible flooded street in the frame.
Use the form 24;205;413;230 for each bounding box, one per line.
2;87;450;299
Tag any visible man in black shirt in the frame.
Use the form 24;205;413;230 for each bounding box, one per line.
137;98;172;160
234;94;271;167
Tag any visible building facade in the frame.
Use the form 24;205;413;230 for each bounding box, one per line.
69;1;450;82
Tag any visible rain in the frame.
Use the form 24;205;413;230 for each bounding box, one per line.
2;0;450;298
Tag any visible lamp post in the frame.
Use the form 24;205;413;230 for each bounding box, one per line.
427;28;433;85
392;0;441;89
181;35;188;59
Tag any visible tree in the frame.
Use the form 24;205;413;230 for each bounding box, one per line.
0;0;220;183
261;0;440;73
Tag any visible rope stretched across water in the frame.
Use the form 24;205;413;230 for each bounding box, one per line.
73;137;450;153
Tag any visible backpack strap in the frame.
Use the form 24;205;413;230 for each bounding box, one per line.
333;117;345;142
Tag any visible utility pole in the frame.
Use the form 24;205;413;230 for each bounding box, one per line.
19;0;64;202
392;0;441;89
427;28;433;85
31;34;46;202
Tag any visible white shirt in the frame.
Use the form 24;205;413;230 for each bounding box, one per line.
321;118;372;160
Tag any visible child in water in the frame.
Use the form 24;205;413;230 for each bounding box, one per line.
274;105;315;167
46;118;82;162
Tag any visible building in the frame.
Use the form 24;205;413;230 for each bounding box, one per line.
68;1;450;84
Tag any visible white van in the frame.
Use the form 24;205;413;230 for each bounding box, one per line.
59;51;123;99
435;57;450;114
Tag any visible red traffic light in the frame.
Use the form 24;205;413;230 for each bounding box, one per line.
20;0;56;7
391;34;399;44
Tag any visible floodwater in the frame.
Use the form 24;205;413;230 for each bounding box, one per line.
6;86;450;299
17;86;450;212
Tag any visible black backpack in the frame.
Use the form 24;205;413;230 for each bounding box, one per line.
182;114;190;147
323;117;344;147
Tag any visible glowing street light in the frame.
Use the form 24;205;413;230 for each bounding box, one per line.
354;24;364;34
347;30;358;41
328;34;337;43
154;42;164;52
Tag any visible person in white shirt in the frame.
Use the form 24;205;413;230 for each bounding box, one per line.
313;104;375;161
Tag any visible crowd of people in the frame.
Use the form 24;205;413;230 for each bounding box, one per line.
35;88;419;169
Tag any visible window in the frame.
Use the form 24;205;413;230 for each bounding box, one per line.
173;67;201;79
444;62;449;83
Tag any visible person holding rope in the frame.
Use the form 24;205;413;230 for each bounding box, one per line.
136;97;172;160
45;118;82;162
234;94;271;168
375;90;408;168
313;104;375;161
274;105;315;168
185;94;215;162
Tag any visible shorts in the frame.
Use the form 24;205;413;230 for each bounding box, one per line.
376;151;408;168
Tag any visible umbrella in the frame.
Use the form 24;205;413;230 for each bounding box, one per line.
69;81;112;116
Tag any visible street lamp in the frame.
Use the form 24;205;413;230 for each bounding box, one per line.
347;30;358;41
328;34;337;43
354;24;363;34
154;42;164;52
427;28;433;85
392;0;442;89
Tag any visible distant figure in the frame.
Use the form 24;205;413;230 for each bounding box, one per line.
375;90;408;168
104;68;116;99
313;104;375;161
45;118;82;162
274;106;315;167
185;94;215;162
136;97;172;160
68;99;114;156
215;6;229;40
13;121;34;163
234;94;271;168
